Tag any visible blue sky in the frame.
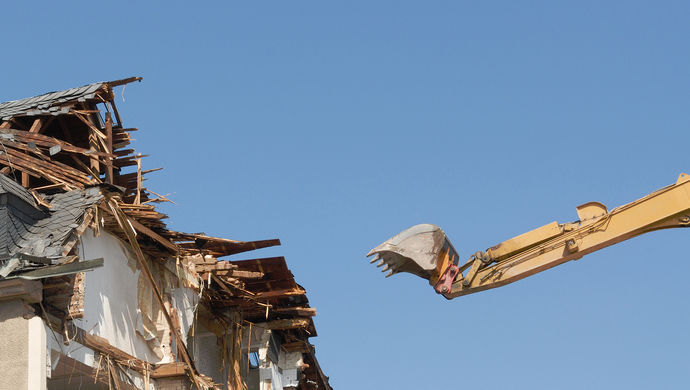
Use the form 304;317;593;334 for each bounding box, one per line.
3;2;690;389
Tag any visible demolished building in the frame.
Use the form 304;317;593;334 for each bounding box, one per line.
0;78;332;390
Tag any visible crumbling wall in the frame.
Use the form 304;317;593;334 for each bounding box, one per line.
191;322;227;385
241;326;304;390
77;227;173;363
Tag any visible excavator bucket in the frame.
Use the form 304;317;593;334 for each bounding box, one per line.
367;224;460;284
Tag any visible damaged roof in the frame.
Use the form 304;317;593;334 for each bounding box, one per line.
0;174;102;261
0;78;331;390
0;77;140;120
0;82;104;120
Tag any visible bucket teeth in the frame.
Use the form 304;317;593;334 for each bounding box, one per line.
369;249;404;276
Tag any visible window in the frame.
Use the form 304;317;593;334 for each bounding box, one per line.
247;352;260;369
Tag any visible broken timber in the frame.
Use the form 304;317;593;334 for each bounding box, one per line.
0;78;331;390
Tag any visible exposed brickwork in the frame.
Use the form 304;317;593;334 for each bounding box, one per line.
68;272;85;318
43;273;84;319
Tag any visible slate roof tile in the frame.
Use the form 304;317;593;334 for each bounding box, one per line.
0;174;102;262
0;82;105;120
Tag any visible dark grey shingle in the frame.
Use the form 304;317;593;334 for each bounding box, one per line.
0;82;105;119
0;175;102;262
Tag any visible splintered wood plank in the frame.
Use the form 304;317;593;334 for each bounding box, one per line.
127;215;178;252
0;136;114;181
0;148;80;188
70;155;103;183
108;76;143;87
275;307;317;317
281;341;312;352
0;146;94;186
113;154;149;168
194;262;238;272
1;128;111;157
28;118;42;133
0;138;52;156
120;208;168;220
21;170;29;187
22;118;43;186
114;148;136;156
210;273;236;297
98;204;178;252
266;318;310;330
134;154;142;204
114;168;161;188
88;121;100;174
105;112;114;183
150;363;188;378
172;235;281;257
253;288;307;300
186;254;217;265
70;327;147;372
73;111;107;140
211;270;264;279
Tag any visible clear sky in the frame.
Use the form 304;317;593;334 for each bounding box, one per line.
3;2;690;389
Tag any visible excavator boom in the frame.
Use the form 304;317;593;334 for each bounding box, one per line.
368;173;690;299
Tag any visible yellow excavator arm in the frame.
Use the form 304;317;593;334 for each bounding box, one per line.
368;173;690;299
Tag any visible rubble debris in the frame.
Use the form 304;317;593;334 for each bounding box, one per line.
0;78;331;390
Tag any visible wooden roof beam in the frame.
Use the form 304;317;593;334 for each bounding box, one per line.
253;288;306;300
107;77;143;88
98;203;179;253
266;318;310;330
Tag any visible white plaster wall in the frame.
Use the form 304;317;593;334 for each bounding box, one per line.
77;228;165;363
46;324;99;374
170;285;198;341
278;351;303;388
46;325;153;390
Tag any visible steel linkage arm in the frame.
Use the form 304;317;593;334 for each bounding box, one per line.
443;173;690;299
